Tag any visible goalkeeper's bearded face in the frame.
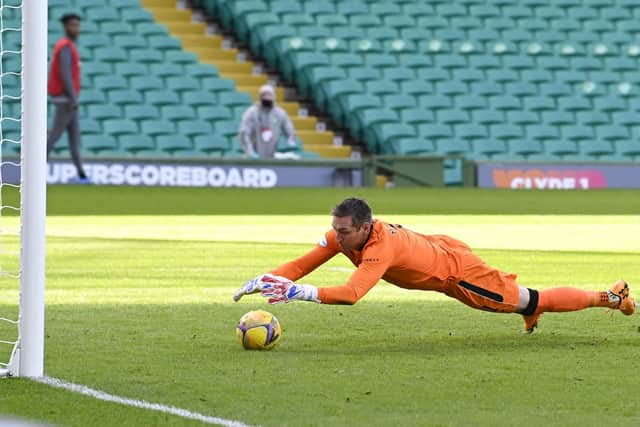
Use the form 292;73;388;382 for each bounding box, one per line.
332;215;372;251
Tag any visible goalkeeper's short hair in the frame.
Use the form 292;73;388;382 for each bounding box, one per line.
332;198;372;228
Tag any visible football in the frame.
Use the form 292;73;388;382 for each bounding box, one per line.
236;310;282;351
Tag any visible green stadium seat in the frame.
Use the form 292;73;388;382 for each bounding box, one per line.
581;140;614;158
149;63;183;80
115;62;147;78
101;22;134;37
352;108;398;141
436;81;467;96
315;37;349;55
218;92;253;109
297;25;332;41
135;22;169;38
616;139;640;159
124;105;159;121
365;80;398;97
182;91;214;108
594;96;627;113
80;34;112;50
83;134;118;154
383;94;417;111
185;63;219;79
612;111;639;126
316;15;348;29
390;137;435;155
576;111;609;126
545;140;579;157
194;134;230;155
331;52;364;70
527;125;560;142
130;76;165;92
510;139;543;157
491;124;523;141
121;8;154;25
119;134;156;155
521;69;553;84
202;78;236;93
270;0;303;16
541;111;573;126
364;53;398;69
177;120;213;138
337;1;369;17
398;54;431;69
93;47;128;63
225;7;267;41
156;134;193;154
416;16;449;30
141;120;175;138
129;48;164;64
597;125;629;141
400;108;435;127
148;36;182;52
419;94;453;110
80;89;107;105
343;94;382;129
347;67;379;83
452;69;483;84
281;13;314;29
197;106;232;121
145;90;182;107
85;6;120;23
161;106;196;122
455;123;488;141
166;76;201;93
165;51;199;65
417;123;452;141
562;125;595;142
108;90;143;106
103;119;139;137
456;95;487;111
468;55;501;71
82;62;112;80
371;123;416;153
94;75;129;91
523;96;555;112
400;80;432;98
213;119;240;140
351;15;383;29
113;35;147;50
473;110;503;125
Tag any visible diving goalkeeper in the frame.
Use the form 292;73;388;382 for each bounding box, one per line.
233;198;636;332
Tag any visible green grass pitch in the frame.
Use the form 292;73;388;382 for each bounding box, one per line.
1;187;639;426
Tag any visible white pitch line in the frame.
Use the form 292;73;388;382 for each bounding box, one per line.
35;376;256;427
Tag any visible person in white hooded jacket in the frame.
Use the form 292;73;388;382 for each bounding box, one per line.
238;84;297;159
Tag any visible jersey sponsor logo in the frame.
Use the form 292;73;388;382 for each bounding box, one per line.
319;236;327;247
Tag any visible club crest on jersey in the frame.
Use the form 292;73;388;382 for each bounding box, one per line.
319;235;327;247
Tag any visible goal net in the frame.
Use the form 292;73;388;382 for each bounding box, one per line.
0;1;46;378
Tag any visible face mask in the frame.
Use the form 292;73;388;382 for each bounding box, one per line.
261;99;273;108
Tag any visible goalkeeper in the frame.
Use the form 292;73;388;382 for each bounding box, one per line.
234;198;636;332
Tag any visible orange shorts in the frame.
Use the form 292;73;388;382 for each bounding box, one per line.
442;250;521;313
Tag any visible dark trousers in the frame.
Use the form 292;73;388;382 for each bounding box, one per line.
47;102;86;177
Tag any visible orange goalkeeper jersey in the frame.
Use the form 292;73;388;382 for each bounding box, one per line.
271;220;518;305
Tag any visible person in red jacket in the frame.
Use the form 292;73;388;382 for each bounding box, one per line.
47;13;90;184
234;198;636;333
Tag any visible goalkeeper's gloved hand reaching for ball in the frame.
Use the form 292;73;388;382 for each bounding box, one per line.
233;274;320;304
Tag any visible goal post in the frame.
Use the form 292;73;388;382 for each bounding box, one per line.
17;0;47;378
0;0;47;378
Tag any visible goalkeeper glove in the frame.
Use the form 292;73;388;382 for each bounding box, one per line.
233;274;319;304
260;277;319;304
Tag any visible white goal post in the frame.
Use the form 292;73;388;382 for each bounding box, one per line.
0;0;47;378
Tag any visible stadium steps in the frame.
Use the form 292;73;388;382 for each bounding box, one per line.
142;0;350;159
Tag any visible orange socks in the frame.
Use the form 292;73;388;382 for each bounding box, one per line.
536;287;610;313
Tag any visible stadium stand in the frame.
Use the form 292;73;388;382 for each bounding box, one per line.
13;1;350;160
189;0;640;170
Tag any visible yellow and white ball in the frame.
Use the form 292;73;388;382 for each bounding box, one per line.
236;310;282;351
